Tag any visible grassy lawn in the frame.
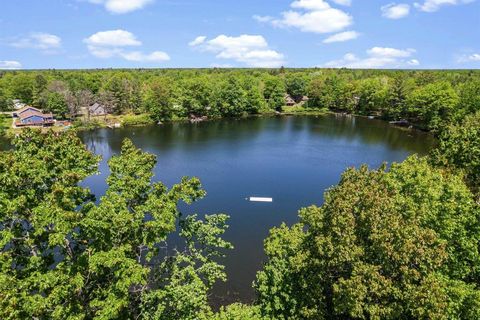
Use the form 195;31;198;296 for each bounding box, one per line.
73;113;156;130
282;105;329;115
1;110;329;138
0;114;13;136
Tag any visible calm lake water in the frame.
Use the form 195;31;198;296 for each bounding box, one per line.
80;115;434;303
76;114;435;304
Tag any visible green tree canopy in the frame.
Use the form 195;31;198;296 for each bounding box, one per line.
432;111;480;197
143;78;174;122
214;76;248;117
0;130;231;319
307;75;355;111
262;75;286;111
285;74;307;99
255;156;480;319
406;81;459;131
457;79;480;120
45;91;69;118
356;77;389;115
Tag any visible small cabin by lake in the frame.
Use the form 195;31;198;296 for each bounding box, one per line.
88;103;108;117
285;94;296;106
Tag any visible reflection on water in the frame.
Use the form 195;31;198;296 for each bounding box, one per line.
72;115;437;304
0;115;436;303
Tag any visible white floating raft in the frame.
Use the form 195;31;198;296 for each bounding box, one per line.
247;197;273;203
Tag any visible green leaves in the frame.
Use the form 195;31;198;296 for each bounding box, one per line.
255;156;480;319
45;91;68;119
406;81;459;131
432;111;480;197
142;77;174;122
0;131;231;319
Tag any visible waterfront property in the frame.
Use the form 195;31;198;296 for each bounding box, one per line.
14;106;54;127
285;94;296;106
88;103;108;117
12;106;43;118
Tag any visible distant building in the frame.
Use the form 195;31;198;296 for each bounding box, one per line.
299;95;310;106
12;99;27;110
285;94;296;106
12;106;42;118
88;103;108;117
14;107;54;127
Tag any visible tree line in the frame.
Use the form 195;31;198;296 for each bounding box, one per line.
0;68;479;131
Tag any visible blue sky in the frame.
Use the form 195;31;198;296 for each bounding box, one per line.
0;0;479;69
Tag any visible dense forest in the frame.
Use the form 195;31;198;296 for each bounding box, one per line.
1;69;480;319
1;68;479;132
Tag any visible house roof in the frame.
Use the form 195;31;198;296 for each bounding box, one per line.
89;102;106;110
285;94;295;103
88;103;107;115
16;106;41;115
19;110;53;120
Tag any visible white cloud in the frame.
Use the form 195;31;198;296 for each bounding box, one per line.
381;3;410;19
414;0;475;12
324;47;419;68
86;46;122;58
291;0;331;10
367;47;415;58
331;0;352;5
408;59;420;66
84;29;141;47
189;36;207;47
279;10;353;33
457;53;480;62
88;0;154;14
253;15;275;23
255;0;353;34
323;30;360;43
120;51;170;62
10;33;62;52
190;34;285;68
0;60;22;69
84;29;169;63
468;53;480;61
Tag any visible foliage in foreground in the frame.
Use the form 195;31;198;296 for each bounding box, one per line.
2;110;480;319
432;111;480;197
0;130;231;319
255;156;480;319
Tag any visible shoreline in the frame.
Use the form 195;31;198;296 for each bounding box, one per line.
0;108;432;139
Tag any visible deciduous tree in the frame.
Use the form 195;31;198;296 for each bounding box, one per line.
255;156;480;319
0;130;232;319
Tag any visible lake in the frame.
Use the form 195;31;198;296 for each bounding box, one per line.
78;114;436;304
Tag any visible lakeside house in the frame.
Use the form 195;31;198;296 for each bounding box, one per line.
13;106;54;127
285;94;309;106
285;94;296;106
88;103;108;117
12;106;43;118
